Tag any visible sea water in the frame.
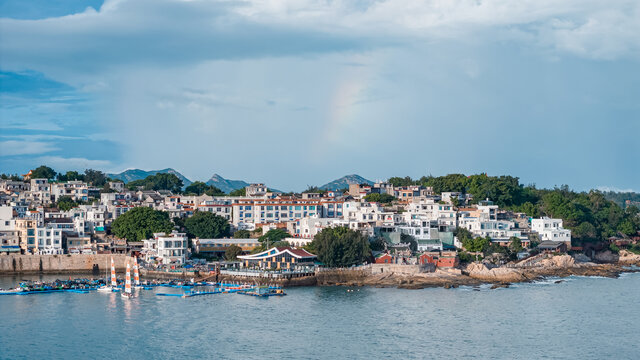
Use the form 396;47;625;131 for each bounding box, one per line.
1;273;639;359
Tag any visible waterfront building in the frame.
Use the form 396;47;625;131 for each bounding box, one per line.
195;238;260;257
418;251;459;268
238;247;316;269
531;217;572;246
34;225;63;254
65;234;93;254
0;230;20;254
142;231;188;264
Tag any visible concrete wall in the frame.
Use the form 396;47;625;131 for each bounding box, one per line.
370;264;426;275
0;254;131;273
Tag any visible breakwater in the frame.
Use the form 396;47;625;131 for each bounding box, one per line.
0;254;130;274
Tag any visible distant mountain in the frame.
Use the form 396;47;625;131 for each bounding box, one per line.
319;174;373;191
107;168;192;188
206;174;250;193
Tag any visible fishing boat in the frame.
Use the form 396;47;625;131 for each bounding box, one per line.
98;258;119;292
0;287;23;295
121;262;133;299
133;257;142;289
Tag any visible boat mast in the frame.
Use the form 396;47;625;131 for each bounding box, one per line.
125;262;132;294
110;257;117;288
133;257;140;286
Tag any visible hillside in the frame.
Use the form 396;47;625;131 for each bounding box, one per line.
107;168;192;187
319;174;373;191
206;174;250;193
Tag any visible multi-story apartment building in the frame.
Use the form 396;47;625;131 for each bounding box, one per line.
142;231;188;265
51;181;89;202
15;218;38;253
34;226;63;254
531;217;572;245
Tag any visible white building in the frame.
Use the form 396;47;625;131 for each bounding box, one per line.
531;217;571;245
35;226;63;254
51;181;89;202
143;231;188;264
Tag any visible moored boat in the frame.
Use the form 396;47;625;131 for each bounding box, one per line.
121;262;133;299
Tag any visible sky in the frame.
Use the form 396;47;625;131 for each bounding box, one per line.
0;0;638;192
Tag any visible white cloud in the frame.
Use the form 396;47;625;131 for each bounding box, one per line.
597;186;638;193
0;122;64;131
1;0;639;85
34;156;112;171
0;140;59;156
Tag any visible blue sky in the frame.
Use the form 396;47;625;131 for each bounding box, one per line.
0;0;638;192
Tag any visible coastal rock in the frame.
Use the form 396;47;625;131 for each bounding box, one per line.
594;251;619;263
538;255;575;268
572;253;592;263
465;263;527;282
618;250;640;265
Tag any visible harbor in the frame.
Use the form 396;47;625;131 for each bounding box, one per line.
0;277;286;298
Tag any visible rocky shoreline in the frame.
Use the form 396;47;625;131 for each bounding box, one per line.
317;251;640;290
2;251;639;290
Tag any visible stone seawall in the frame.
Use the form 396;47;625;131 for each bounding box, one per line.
0;254;130;274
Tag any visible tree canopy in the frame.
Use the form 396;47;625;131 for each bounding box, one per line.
127;173;183;192
0;173;21;181
258;228;290;247
387;172;640;246
111;207;174;242
184;211;230;239
56;196;79;211
30;165;56;179
233;230;252;239
363;193;396;204
224;244;243;261
184;181;224;196
310;227;371;267
57;171;84;182
228;188;246;196
84;169;108;186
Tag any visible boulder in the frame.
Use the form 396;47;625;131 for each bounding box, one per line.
593;250;619;263
538;255;575;268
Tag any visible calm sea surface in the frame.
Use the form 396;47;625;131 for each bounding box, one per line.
1;273;639;360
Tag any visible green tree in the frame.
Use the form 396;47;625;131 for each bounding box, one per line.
228;188;246;196
454;227;474;248
271;240;291;248
100;183;115;193
259;228;290;248
224;244;243;261
111;207;174;242
400;233;417;252
184;181;224;196
364;193;396;204
127;173;183;192
310;227;371;267
233;230;251;239
388;176;415;187
57;170;84;182
30;165;56;179
0;173;22;181
184;211;230;239
302;186;326;194
509;236;523;253
84;169;108;186
462;234;490;253
370;237;388;252
56;196;79;211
